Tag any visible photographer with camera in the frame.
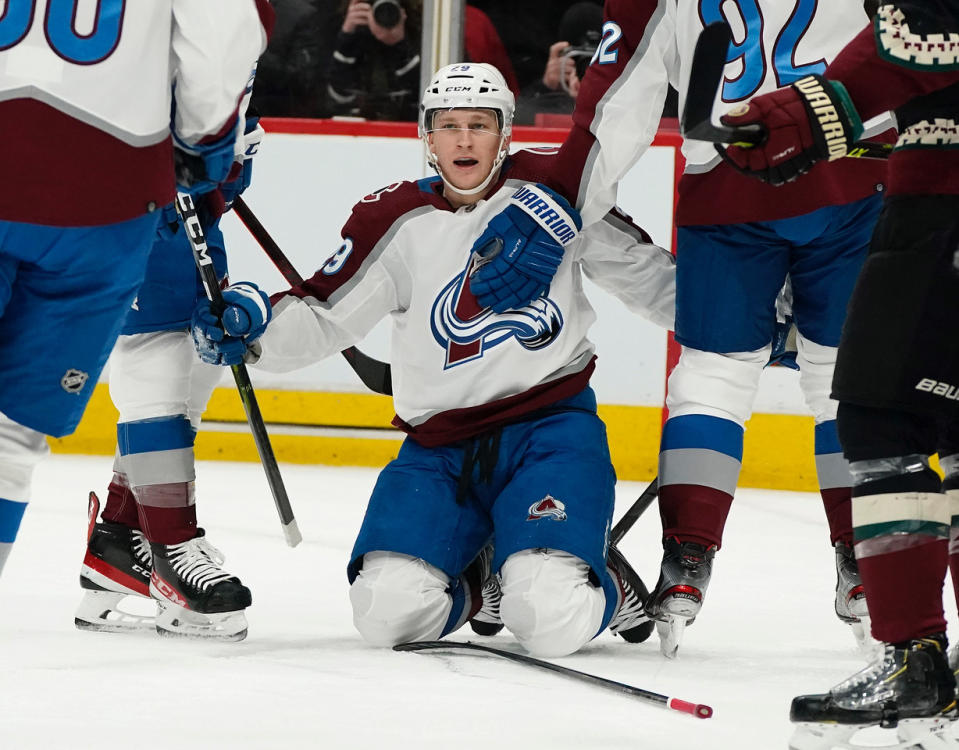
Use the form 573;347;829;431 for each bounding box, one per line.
326;0;421;121
513;2;602;125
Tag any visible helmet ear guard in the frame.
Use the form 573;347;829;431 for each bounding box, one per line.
419;63;515;196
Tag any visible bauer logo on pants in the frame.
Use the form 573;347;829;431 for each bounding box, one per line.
527;496;568;522
60;368;89;394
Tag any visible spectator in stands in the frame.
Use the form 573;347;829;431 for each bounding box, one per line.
514;2;602;125
326;0;422;122
464;6;520;97
467;0;592;95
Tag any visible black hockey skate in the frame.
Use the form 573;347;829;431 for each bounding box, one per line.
790;635;958;750
644;537;715;658
834;541;875;653
466;544;503;636
470;576;504;636
149;529;252;641
75;492;156;634
606;545;654;644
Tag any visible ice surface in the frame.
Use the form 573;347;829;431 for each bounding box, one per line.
2;454;957;750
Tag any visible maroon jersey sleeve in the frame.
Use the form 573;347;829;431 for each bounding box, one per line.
827;24;959;119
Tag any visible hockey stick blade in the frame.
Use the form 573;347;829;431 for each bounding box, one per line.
232;197;393;395
683;22;892;160
394;641;713;719
611;476;658;546
683;22;762;147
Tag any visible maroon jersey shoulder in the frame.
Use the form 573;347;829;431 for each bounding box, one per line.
502;148;563;187
279;178;447;304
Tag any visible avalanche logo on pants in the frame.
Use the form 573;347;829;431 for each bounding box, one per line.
430;253;563;368
527;496;568;522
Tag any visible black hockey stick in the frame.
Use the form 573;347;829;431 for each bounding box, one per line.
611;475;658;546
394;640;713;719
683;21;892;160
232;196;393;396
176;192;302;548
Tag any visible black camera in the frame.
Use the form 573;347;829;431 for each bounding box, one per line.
371;0;402;29
564;29;600;81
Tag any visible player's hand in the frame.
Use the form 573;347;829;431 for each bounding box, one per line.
718;75;862;186
191;282;272;366
173;121;240;197
469;183;582;313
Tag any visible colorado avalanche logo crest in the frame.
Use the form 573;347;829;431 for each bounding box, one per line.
527;496;568;522
431;252;563;368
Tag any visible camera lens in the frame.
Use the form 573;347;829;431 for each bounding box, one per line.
371;0;402;29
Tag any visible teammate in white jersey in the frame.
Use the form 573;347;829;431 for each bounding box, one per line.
468;0;890;657
0;1;272;579
191;62;679;657
75;112;263;642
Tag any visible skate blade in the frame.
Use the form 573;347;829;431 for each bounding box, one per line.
155;602;248;642
656;615;690;659
74;590;156;634
790;718;959;750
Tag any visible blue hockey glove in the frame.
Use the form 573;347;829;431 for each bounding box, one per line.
469;183;582;313
191;282;272;366
173;120;240;197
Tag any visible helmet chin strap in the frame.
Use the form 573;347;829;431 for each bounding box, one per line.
428;133;510;198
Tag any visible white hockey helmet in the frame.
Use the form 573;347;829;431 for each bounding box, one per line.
419;63;515;195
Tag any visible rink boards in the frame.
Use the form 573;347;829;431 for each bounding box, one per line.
49;119;824;491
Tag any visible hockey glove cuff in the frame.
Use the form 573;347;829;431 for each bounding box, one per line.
470;183;582;313
174;120;241;197
719;75;863;186
220;117;264;209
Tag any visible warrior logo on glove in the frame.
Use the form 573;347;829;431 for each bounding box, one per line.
793;76;853;161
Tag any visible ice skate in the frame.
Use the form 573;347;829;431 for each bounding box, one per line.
468;544;503;636
835;541;877;654
470;576;504;636
149;530;251;641
789;635;958;750
606;545;654;644
75;492;156;633
644;537;715;658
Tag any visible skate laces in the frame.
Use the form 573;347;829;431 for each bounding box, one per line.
609;552;649;633
475;577;502;623
167;536;232;591
131;530;153;568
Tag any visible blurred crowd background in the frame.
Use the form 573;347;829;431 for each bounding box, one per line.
253;0;679;126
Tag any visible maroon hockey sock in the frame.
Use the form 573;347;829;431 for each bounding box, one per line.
100;472;140;528
658;484;731;549
821;486;853;546
133;482;198;545
857;540;948;644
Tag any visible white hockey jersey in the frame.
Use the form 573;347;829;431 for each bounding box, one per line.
549;0;887;227
0;0;271;226
255;150;675;447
